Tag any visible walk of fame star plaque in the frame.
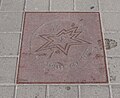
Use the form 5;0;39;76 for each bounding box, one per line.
17;12;108;84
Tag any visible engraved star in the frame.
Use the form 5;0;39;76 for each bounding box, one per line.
35;27;91;55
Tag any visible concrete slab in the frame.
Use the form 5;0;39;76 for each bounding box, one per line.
0;0;24;11
100;0;120;12
0;33;20;56
0;86;15;98
108;57;120;83
80;85;110;98
49;85;78;98
101;13;120;31
0;57;17;83
105;33;120;57
0;12;23;32
16;85;46;98
51;0;73;11
75;0;99;12
112;85;120;98
25;0;49;11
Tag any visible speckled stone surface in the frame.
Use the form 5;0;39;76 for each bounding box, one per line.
16;85;46;98
17;12;108;84
0;86;15;98
49;85;78;98
80;85;110;98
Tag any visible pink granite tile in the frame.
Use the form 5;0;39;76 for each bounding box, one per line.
17;12;108;84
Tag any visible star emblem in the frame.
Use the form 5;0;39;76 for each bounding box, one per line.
35;27;91;55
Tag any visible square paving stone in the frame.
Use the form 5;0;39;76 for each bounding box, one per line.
104;33;120;57
17;12;108;84
0;0;24;11
100;0;120;12
75;0;99;12
16;85;46;98
0;57;17;83
0;85;15;98
0;12;23;32
0;33;20;56
51;0;73;11
112;85;120;98
49;85;78;98
101;13;120;31
25;0;49;11
80;85;110;98
107;57;120;83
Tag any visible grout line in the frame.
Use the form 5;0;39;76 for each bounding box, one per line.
0;55;19;58
108;55;120;57
14;85;18;98
0;55;119;58
78;85;81;98
105;52;111;84
98;0;113;98
97;0;100;12
14;8;26;84
13;85;16;98
104;30;119;35
46;85;49;98
1;83;120;86
14;34;22;83
104;29;120;32
0;83;16;86
98;11;120;13
23;0;26;12
48;0;51;11
14;56;18;83
106;55;113;98
17;83;110;86
0;11;24;13
109;85;113;98
99;14;105;34
2;83;113;86
0;32;22;33
20;6;26;31
73;0;75;11
0;10;119;13
20;12;25;32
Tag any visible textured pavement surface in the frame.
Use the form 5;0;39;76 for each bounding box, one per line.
17;12;107;84
0;0;120;98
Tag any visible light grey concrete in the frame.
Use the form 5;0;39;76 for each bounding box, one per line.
104;33;120;57
101;13;120;31
0;33;20;56
107;57;120;83
112;85;120;98
0;86;15;98
16;85;46;98
75;0;99;12
80;85;110;98
0;12;23;32
0;0;24;11
0;57;17;83
25;0;49;11
49;85;78;98
100;0;120;12
51;0;73;11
